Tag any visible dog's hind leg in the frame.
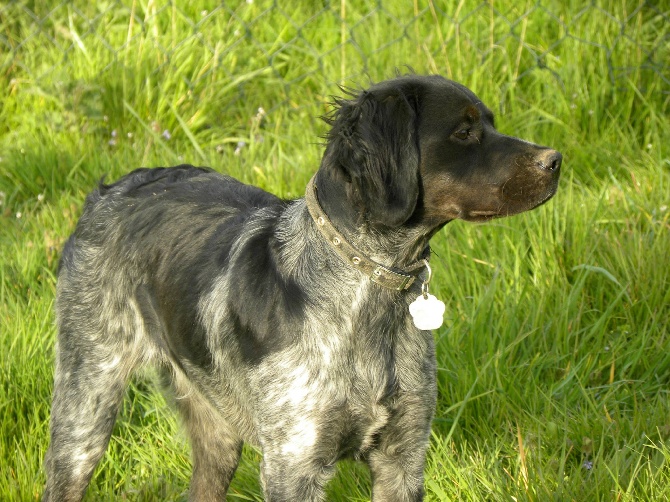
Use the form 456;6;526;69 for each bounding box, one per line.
43;295;145;502
170;371;243;502
43;345;136;501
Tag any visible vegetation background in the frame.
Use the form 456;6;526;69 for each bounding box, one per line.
1;0;668;500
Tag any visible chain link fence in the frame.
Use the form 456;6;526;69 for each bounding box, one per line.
2;1;668;110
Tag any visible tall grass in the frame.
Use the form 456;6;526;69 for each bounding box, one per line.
1;1;668;500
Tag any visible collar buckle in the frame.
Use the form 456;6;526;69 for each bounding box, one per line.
371;265;415;290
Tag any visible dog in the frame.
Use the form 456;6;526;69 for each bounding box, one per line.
43;74;561;501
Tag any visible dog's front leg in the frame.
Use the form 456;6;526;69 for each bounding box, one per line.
367;393;435;502
255;413;337;502
259;446;335;502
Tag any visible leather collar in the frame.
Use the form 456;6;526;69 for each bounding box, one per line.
305;174;428;291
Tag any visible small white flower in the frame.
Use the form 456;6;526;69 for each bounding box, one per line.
37;193;45;202
127;132;133;139
16;212;22;219
162;130;171;140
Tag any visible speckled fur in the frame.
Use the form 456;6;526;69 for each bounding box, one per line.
43;74;560;501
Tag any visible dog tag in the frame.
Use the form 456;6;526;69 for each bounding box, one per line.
409;293;446;330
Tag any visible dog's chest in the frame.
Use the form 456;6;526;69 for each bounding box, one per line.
276;284;424;449
245;279;435;459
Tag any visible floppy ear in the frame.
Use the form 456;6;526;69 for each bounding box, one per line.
322;84;420;228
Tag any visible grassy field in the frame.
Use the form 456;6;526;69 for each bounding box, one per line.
1;0;669;500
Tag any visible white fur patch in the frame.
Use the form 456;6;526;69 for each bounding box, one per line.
97;354;121;371
281;417;318;457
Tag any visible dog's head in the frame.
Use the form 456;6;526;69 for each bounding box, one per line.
319;74;561;230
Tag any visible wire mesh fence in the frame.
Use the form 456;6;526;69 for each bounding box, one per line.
2;0;668;112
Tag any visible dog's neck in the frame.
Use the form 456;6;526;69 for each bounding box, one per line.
310;170;435;273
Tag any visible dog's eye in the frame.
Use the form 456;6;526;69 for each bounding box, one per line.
453;128;470;141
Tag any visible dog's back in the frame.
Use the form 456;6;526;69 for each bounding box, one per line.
61;166;281;258
56;165;296;366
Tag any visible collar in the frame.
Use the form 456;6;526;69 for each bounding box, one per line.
304;174;428;291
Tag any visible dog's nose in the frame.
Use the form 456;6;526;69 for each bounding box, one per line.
536;149;562;172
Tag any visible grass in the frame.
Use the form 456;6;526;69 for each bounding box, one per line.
1;0;669;500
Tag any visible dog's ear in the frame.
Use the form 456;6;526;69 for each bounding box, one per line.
322;84;420;228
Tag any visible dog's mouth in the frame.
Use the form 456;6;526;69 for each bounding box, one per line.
465;209;503;221
464;183;558;222
532;188;558;209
